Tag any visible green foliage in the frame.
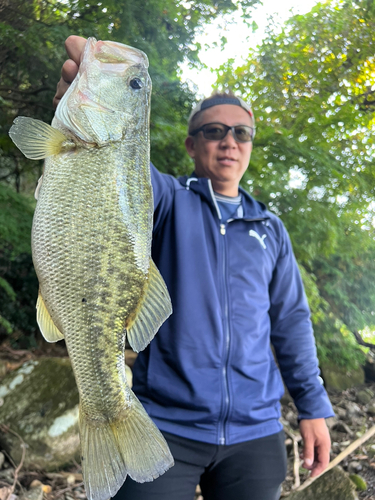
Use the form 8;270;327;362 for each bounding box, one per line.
216;0;375;368
0;184;38;347
0;183;35;254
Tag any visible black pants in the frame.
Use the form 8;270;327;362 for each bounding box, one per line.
113;430;287;500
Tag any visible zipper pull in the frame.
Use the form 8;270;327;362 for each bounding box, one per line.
220;224;226;235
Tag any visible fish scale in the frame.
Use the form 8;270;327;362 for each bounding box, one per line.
9;37;173;500
35;146;147;412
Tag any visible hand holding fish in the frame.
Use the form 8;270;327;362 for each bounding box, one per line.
53;36;87;109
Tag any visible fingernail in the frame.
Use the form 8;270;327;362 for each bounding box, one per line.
304;458;312;467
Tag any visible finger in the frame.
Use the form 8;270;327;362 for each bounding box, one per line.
302;435;314;470
61;59;80;85
53;59;80;110
65;35;87;66
53;78;69;109
310;457;329;478
310;444;330;478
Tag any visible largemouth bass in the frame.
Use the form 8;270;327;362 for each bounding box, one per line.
9;38;173;500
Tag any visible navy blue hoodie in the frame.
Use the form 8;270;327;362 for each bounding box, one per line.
132;165;334;445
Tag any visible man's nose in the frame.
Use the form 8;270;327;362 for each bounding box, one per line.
220;128;237;147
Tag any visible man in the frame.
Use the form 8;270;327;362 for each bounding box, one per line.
54;36;333;500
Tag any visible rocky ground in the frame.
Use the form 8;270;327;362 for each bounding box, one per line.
0;345;375;500
280;385;375;499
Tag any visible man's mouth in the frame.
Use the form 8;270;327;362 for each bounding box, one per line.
218;157;237;164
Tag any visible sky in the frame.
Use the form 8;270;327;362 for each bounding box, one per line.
179;0;320;97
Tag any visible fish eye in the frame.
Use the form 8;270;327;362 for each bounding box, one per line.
130;78;143;90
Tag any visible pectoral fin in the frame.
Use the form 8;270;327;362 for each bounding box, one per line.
36;291;64;342
9;117;68;160
126;259;172;353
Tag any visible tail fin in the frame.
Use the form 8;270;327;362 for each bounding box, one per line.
113;390;174;483
79;391;174;500
79;409;127;500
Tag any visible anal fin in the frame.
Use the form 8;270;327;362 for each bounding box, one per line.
36;291;64;342
126;259;172;353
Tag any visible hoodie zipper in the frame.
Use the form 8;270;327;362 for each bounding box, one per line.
207;180;231;445
219;220;231;445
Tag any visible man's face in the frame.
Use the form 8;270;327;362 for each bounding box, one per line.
185;104;253;193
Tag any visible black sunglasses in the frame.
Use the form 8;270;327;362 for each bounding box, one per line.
190;122;254;143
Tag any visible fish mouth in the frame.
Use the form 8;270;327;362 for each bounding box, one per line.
94;40;149;69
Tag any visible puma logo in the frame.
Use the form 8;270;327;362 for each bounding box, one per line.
249;230;267;249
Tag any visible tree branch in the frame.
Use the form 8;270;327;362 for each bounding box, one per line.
1;4;59;27
0;86;51;95
353;330;375;350
284;428;302;489
354;89;375;100
0;94;52;111
0;425;26;500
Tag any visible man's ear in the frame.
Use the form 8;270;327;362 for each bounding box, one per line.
185;136;195;158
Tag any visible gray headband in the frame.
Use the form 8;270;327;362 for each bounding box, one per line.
188;95;255;135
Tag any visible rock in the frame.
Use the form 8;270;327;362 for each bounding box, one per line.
0;468;15;483
367;444;375;458
336;407;347;419
125;364;133;388
285;410;297;425
320;363;364;391
356;389;374;405
0;360;8;380
346;402;362;418
367;404;375;416
287;467;358;500
29;481;42;489
66;475;76;486
21;485;43;500
348;461;362;473
329;420;353;436
0;358;80;471
349;474;367;491
0;452;4;469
